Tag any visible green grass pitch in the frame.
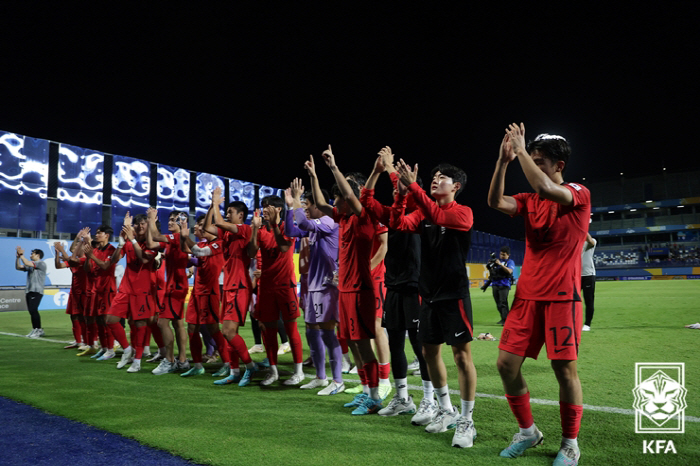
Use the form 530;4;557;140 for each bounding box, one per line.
0;280;698;465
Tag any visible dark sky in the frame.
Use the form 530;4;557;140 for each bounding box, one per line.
2;3;697;237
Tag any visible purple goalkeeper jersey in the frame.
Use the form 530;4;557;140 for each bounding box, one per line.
285;208;339;292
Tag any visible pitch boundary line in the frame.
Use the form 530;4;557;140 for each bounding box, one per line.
3;331;697;423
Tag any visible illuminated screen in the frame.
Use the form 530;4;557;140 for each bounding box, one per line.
259;185;284;205
195;172;225;218
57;144;104;232
111;155;151;229
229;178;256;221
0;131;49;231
156;163;190;229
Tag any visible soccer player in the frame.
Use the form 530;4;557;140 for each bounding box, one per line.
283;178;344;395
104;212;158;373
387;155;477;447
360;148;429;418
84;225;118;359
202;187;258;386
488;123;590;466
305;145;383;415
248;194;304;386
581;233;596;331
54;231;90;347
146;208;191;374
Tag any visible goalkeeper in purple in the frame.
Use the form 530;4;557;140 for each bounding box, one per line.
284;178;345;395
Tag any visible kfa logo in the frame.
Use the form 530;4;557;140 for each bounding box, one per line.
632;363;687;434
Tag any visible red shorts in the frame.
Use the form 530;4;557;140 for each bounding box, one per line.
373;279;386;318
159;292;186;320
186;293;222;325
256;286;299;322
339;289;376;341
83;293;97;317
65;293;87;316
222;289;251;324
107;292;157;321
93;290;115;317
499;298;582;360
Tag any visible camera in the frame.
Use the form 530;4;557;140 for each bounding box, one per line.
481;252;512;291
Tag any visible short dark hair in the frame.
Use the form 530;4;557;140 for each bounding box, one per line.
430;163;467;197
31;249;44;259
169;210;188;228
133;214;148;225
527;134;571;175
345;172;367;187
304;189;329;207
227;201;249;220
500;245;511;255
96;224;113;239
332;179;360;200
261;195;284;210
195;215;206;224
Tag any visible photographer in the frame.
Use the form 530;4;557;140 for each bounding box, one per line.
481;246;514;325
15;246;47;338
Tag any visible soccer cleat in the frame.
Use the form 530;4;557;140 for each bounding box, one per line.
97;349;116;360
248;344;264;354
341;358;352;374
302;356;314;367
351;397;383;415
77;346;96;357
214;372;241;385
260;371;279;386
26;329;37;338
581;325;591;331
343;393;368;408
177;360;191;371
239;367;256;387
349;365;358;374
91;349;107;359
142;348;152;358
203;353;219;363
77;344;90;351
499;428;544;458
64;341;80;349
126;360;141;373
300;378;329;390
257;358;271;368
345;384;363;395
116;347;134;369
152;359;177;375
277;342;291;355
379;394;416;417
283;372;305;386
412;398;438;426
452;418;477;448
553;445;580;466
378;384;392;401
425;407;460;433
146;352;164;363
407;357;420;371
318;381;345;396
181;366;205;377
212;365;231;377
34;328;45;338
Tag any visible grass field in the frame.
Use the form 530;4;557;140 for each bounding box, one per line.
1;280;698;465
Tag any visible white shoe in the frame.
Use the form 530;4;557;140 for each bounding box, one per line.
300;378;328;390
318;380;345;396
78;344;91;351
261;372;279;386
26;329;38;338
97;349;116;360
152;359;177;375
379;394;416;417
277;342;291;355
116;347;134;369
248;344;264;354
407;357;420;371
33;328;45;338
341;357;352;374
378;383;392;401
177;360;191;371
283;372;305;386
349;365;358;374
425;407;460;433
582;325;591;331
142;348;152;358
126;360;142;373
452;418;477;448
146;352;165;363
411;398;438;426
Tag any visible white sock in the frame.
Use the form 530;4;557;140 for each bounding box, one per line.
434;385;452;410
194;362;203;369
132;358;141;364
369;386;380;400
245;361;256;369
232;367;240;376
270;365;279;377
520;423;537;436
362;384;370;395
562;437;578;449
422;380;434;400
461;399;474;421
294;362;303;375
395;377;409;400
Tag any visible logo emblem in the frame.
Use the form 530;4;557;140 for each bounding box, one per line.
632;363;687;433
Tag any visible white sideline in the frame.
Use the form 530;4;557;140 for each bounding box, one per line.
3;331;698;423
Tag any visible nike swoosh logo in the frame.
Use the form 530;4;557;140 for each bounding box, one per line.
455;331;465;337
554;348;566;353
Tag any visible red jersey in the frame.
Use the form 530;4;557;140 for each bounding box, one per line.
158;233;190;295
118;240;156;296
65;257;88;295
513;183;591;301
370;222;388;280
257;223;296;290
92;244;117;293
194;239;225;295
219;225;253;291
333;207;376;293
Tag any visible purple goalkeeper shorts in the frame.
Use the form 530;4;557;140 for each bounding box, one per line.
304;287;339;324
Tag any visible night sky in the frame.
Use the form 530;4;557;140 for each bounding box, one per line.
2;3;697;237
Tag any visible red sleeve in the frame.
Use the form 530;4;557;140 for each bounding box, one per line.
512;193;529;218
408;183;472;232
566;183;591;209
359;188;391;225
389;191;424;232
208;240;224;256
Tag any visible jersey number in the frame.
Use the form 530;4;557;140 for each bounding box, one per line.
549;326;573;347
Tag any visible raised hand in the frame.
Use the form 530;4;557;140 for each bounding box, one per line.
265;205;279;226
251;210;262;229
291;177;304;200
378;146;395;172
212;186;223;206
284;187;294;208
179;219;189;237
498;133;516;163
396;158;418;187
321;144;337;170
372;155;385;174
304;154;317;178
147;206;158;221
124;211;133;227
16;246;24;256
122;225;134;240
505;122;526;154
